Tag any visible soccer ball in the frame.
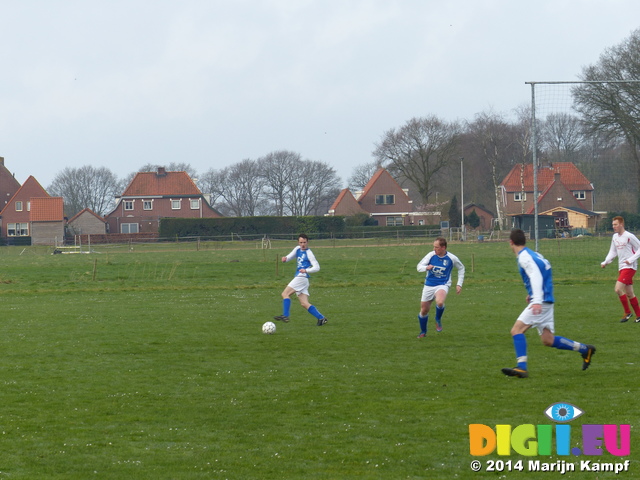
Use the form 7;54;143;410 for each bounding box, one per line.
262;321;276;334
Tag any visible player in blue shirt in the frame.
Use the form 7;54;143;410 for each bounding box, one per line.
416;237;465;338
274;234;328;326
503;229;596;378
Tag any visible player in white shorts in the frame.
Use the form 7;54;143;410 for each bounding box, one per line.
502;229;596;378
273;234;328;326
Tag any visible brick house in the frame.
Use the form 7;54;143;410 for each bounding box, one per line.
464;203;494;230
104;167;222;234
328;168;440;226
0;176;65;245
499;162;594;216
30;197;65;245
0;156;22;212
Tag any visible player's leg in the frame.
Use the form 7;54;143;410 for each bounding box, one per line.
434;288;448;332
502;310;532;378
615;277;632;321
624;282;640;319
418;300;432;338
274;285;295;322
418;287;434;338
299;293;327;326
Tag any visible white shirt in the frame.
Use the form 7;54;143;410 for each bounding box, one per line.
601;230;640;271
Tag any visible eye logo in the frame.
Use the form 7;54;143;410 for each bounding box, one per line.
544;402;583;422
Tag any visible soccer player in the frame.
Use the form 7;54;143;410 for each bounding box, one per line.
502;229;596;378
600;216;640;322
416;237;465;338
274;234;328;326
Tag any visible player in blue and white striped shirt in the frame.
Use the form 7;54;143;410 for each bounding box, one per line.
274;234;327;326
502;229;596;378
416;237;465;338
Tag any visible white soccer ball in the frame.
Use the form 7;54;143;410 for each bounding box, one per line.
262;321;276;334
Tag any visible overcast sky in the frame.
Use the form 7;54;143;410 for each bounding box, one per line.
1;1;638;189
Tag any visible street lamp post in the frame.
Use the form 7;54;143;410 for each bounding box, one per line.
460;157;465;241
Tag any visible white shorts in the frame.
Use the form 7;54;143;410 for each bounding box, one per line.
517;302;555;335
421;285;449;302
287;276;310;296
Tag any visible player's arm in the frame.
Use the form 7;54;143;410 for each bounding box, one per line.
625;234;640;265
451;253;465;288
282;247;298;263
601;239;617;267
417;252;435;272
520;254;544;307
303;250;320;274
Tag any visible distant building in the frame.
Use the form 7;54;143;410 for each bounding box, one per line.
328;168;440;225
499;162;594;216
104;167;223;234
0;175;64;245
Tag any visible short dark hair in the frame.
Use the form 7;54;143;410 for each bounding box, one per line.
298;233;309;241
435;237;447;248
510;229;527;246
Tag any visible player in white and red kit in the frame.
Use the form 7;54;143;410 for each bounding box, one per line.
601;216;640;322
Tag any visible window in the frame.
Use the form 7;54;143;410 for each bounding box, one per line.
124;200;134;211
7;223;29;236
143;200;153;210
190;199;200;210
514;192;526;202
171;199;181;210
121;223;139;234
376;194;395;205
573;191;586;200
386;216;403;226
15;201;22;211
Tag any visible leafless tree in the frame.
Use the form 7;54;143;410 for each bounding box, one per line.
373;115;461;204
573;27;640;208
466;111;515;228
539;112;584;163
216;159;269;217
48;165;121;217
198;168;230;213
347;161;381;191
283;160;341;216
258;151;299;216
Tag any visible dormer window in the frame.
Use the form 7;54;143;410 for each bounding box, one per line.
375;194;395;205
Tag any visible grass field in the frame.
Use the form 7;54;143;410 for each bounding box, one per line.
0;236;636;479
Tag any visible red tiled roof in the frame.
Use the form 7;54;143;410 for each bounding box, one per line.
329;188;351;211
123;171;202;196
30;197;64;222
359;167;409;199
500;163;592;191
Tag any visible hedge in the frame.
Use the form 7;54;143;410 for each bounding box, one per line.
159;216;347;238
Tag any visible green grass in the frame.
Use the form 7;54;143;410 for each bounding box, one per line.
0;237;636;479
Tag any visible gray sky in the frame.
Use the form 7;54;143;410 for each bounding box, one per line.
1;0;638;189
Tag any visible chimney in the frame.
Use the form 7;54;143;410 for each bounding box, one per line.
157;167;167;176
0;156;4;166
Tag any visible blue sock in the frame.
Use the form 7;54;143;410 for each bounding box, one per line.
307;305;323;320
513;333;528;370
553;336;587;353
283;298;291;317
418;314;428;334
435;305;445;322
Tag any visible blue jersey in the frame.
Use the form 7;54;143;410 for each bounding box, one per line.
417;251;465;287
517;247;554;304
284;246;320;279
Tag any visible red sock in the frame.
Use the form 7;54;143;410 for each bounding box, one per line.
620;295;630;314
630;296;640;317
